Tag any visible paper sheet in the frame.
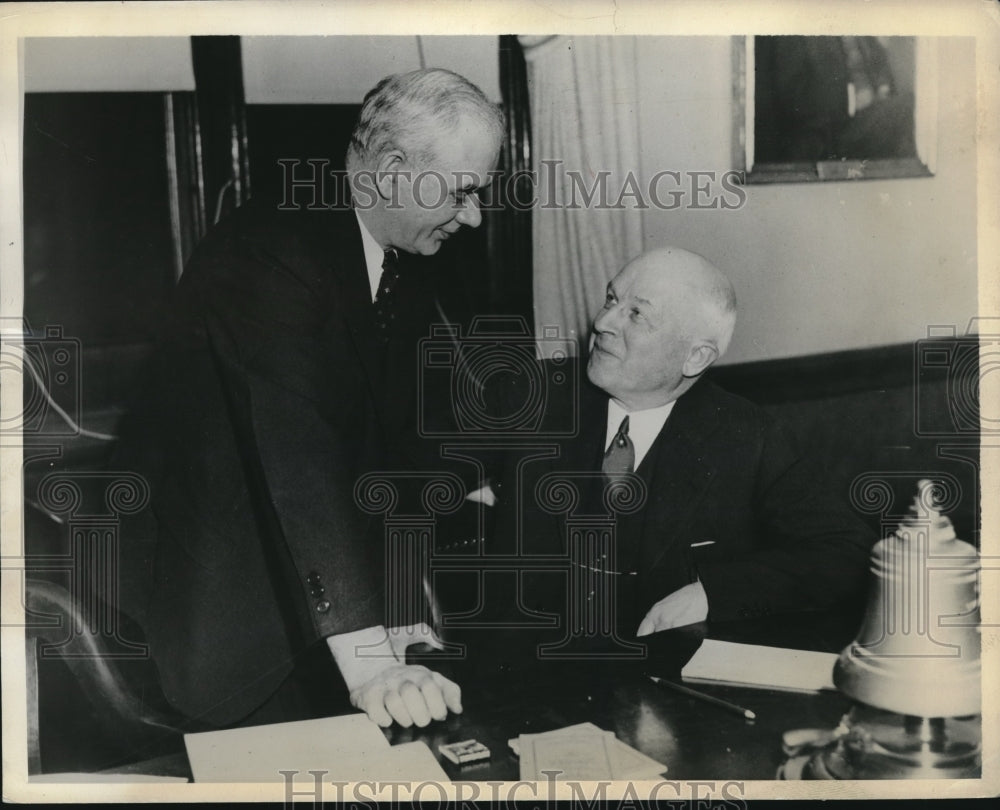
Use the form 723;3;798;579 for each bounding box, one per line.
189;736;446;783
520;730;616;781
607;735;671;778
308;741;449;782
516;722;667;780
680;639;838;693
185;712;438;782
29;773;189;783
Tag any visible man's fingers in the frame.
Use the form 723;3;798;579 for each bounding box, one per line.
355;687;393;728
384;689;414;728
350;664;459;728
399;681;432;727
431;671;463;714
418;678;449;721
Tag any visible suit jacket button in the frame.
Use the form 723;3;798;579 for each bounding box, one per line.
310;585;325;598
315;600;331;613
307;571;322;585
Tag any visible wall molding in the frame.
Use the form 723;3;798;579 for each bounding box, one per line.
708;342;917;404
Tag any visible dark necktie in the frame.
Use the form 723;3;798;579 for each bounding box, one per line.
602;415;635;477
373;249;400;342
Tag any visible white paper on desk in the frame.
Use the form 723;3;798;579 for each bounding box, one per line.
609;737;670;778
681;639;838;693
319;741;448;783
517;723;667;780
520;730;616;781
185;713;398;782
29;773;189;783
190;741;447;784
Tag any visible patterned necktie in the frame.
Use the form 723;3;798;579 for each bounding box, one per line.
602;415;635;477
373;249;400;342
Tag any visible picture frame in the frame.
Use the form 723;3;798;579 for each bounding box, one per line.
733;35;939;183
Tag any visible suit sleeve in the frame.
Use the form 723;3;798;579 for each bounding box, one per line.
194;216;384;644
696;416;876;622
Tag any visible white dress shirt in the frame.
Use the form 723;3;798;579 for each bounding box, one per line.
355;210;385;303
329;213;440;682
605;398;676;470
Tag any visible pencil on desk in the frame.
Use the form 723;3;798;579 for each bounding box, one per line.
649;676;757;721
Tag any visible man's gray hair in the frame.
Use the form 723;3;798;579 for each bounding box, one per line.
708;280;738;358
346;68;505;171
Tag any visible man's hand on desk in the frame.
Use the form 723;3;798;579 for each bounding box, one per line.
327;625;462;728
636;581;709;636
348;663;461;729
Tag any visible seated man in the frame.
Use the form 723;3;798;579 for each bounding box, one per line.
487;247;876;646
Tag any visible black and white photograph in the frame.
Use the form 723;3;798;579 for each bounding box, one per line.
1;0;997;803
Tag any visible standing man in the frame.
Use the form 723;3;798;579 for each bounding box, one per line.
490;247;874;646
114;68;503;729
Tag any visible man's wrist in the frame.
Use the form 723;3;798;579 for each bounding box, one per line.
327;625;398;692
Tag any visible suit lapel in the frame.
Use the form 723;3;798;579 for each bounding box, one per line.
523;374;607;554
379;250;438;439
304;207;393;450
559;379;608;478
638;381;720;574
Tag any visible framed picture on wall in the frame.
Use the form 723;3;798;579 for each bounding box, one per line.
733;35;939;182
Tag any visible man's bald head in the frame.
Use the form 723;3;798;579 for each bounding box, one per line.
587;247;737;410
632;247;737;355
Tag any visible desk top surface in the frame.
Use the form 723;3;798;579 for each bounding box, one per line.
384;666;850;782
382;612;858;782
112;611;861;783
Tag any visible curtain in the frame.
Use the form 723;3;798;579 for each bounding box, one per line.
521;35;644;356
485;35;533;326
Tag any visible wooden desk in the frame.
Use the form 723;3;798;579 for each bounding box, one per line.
79;611;860;782
383;611;859;781
384;668;851;781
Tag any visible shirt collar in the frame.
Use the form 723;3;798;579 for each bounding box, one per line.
355;209;386;303
605;398;677;470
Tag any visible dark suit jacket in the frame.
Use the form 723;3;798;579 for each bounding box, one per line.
490;371;876;641
113;197;475;725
